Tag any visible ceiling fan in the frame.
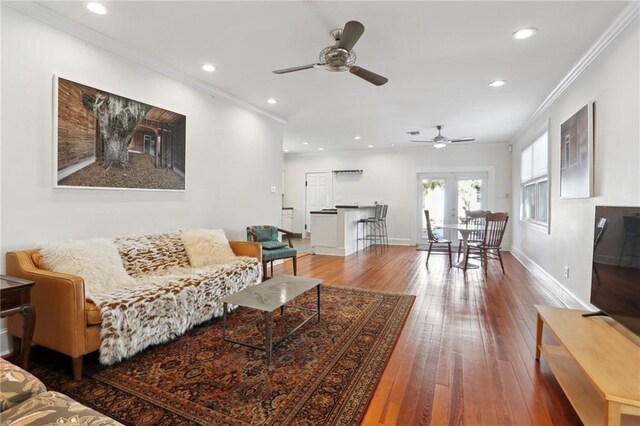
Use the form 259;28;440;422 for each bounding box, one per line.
410;125;475;148
272;21;388;86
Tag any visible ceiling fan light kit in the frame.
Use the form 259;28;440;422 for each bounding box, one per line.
410;125;475;148
272;20;388;86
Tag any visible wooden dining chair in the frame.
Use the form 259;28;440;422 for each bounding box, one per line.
457;209;491;261
421;210;452;268
464;212;509;274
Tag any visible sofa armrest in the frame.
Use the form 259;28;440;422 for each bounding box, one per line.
229;241;262;261
0;358;47;412
5;251;88;358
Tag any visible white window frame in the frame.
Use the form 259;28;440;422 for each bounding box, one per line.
520;126;550;233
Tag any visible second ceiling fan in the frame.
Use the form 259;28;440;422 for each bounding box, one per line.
410;125;475;148
272;20;388;86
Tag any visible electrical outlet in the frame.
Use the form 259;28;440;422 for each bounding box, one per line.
270;186;276;193
564;266;570;278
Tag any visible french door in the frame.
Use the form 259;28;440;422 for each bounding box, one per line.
417;172;488;243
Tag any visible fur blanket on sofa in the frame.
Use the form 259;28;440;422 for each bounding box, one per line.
41;230;261;365
92;259;260;364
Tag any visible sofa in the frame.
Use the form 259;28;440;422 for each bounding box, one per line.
6;230;262;380
0;357;121;425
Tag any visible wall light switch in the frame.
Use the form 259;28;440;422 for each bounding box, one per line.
270;186;277;193
564;266;570;278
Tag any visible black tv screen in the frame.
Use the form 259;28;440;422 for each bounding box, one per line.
591;206;640;336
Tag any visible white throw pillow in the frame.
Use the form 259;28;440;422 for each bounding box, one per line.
181;229;237;267
40;238;136;298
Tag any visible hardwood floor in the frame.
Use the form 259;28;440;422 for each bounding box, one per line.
274;245;582;425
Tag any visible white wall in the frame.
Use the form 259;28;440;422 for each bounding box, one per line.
510;18;639;304
284;143;512;246
1;7;284;252
1;8;284;350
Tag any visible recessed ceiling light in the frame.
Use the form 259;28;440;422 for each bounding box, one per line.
86;2;109;15
284;149;289;153
512;28;538;40
489;80;507;87
303;142;309;145
202;64;216;72
267;98;277;104
354;136;361;140
367;145;374;148
318;148;324;151
391;143;395;147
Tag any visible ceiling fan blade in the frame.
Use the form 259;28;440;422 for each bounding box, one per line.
450;138;476;143
349;66;388;86
337;20;365;51
410;140;435;143
272;63;322;74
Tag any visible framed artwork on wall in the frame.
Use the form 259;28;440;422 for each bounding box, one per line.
560;102;593;198
54;76;186;191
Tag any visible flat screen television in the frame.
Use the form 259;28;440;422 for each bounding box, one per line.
589;206;640;336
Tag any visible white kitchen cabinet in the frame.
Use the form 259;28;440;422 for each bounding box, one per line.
281;208;293;231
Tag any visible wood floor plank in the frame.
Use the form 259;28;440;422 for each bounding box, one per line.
273;246;581;425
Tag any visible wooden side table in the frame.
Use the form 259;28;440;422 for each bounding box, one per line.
1;275;36;369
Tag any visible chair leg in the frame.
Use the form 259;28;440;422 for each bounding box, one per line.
497;249;505;274
426;242;434;266
270;261;274;276
72;356;83;381
292;256;297;275
262;261;268;280
464;246;470;270
447;243;452;268
483;249;488;275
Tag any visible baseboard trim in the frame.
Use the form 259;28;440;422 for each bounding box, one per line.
388;238;412;246
511;246;592;310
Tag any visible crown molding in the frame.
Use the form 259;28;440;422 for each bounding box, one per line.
513;1;639;142
5;2;287;125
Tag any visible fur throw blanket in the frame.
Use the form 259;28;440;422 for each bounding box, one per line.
41;230;262;365
91;258;261;365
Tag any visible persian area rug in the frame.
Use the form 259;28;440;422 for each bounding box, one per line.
30;285;414;426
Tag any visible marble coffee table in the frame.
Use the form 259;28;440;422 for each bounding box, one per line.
221;274;322;365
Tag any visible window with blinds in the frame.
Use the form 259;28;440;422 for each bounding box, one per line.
521;131;549;230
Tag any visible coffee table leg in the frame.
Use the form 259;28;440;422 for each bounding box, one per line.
265;311;273;365
317;285;321;322
223;302;228;340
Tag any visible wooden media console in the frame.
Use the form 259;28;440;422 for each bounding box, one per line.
535;305;640;425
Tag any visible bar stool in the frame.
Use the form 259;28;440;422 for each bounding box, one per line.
356;204;384;253
380;205;389;247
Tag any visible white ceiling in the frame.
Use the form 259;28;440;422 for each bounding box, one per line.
36;1;627;153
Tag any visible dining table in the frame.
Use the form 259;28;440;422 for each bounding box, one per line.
438;223;485;270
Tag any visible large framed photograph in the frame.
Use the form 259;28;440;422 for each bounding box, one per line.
54;76;186;190
560;102;593;198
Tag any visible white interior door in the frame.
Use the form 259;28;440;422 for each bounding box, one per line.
305;172;332;236
417;172;488;243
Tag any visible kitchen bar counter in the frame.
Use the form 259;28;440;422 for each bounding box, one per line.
310;205;377;256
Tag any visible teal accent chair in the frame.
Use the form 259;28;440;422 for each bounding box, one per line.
246;225;297;279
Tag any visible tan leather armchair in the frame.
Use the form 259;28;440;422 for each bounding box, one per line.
6;241;261;380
